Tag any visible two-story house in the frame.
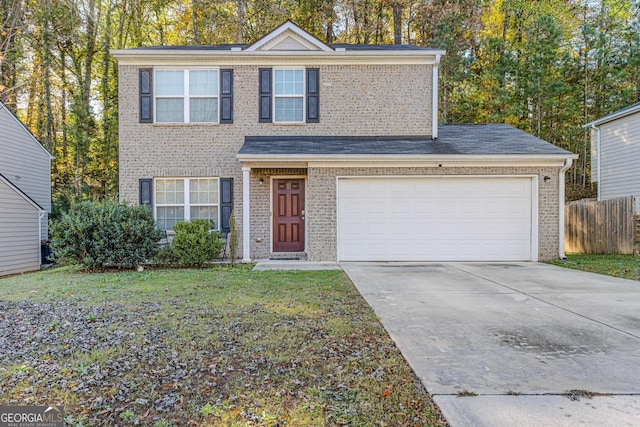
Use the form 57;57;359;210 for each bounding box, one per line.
0;101;53;276
112;21;576;262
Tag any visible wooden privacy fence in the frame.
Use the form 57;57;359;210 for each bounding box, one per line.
565;196;640;254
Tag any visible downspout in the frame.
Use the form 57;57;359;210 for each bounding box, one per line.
590;123;601;201
432;54;441;140
558;158;573;259
38;210;46;265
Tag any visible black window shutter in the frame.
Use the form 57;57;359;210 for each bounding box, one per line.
259;68;272;123
220;69;233;124
220;178;233;233
139;179;153;208
306;68;320;123
139;68;153;123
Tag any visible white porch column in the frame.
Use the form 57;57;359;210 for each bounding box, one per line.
242;166;251;262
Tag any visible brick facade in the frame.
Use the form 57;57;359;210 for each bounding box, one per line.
118;62;433;258
116;33;568;262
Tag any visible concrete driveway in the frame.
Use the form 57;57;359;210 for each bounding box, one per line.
342;262;640;426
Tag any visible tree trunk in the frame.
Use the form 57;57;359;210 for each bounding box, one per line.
192;0;199;43
236;0;245;44
326;18;334;44
42;0;54;152
393;3;402;44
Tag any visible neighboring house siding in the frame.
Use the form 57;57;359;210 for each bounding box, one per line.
0;180;40;275
118;63;433;255
598;113;640;200
246;166;562;262
0;106;52;239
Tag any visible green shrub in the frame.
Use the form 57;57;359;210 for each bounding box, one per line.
50;200;163;269
171;219;224;268
153;244;177;266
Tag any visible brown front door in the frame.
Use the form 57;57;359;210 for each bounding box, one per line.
273;179;305;252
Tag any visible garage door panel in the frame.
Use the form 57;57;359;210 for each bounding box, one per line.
337;177;535;261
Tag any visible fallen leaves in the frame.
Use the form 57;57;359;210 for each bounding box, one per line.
0;269;447;426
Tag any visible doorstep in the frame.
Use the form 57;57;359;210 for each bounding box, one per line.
268;251;308;261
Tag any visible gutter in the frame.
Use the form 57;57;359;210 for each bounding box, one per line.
110;49;445;68
236;153;577;166
110;48;446;59
558;158;573;259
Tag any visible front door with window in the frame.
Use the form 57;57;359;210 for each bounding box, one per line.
273;179;305;252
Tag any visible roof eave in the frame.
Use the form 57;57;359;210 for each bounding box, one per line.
0;173;46;211
0;101;54;160
584;103;640;128
237;153;577;168
110;49;446;62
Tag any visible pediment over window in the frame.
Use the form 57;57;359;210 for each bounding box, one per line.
245;20;333;52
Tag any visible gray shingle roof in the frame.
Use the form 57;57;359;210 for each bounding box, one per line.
124;43;439;52
238;124;574;156
332;44;442;51
126;44;247;51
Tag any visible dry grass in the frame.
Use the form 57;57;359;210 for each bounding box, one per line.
0;265;447;426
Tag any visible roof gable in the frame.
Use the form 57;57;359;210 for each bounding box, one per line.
0;173;44;211
584;101;640;127
110;22;446;65
245;20;333;52
0;102;54;160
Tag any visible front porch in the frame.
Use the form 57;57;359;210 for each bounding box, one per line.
240;167;309;262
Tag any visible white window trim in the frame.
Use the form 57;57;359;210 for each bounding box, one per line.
154;68;220;124
154;177;220;231
273;67;305;123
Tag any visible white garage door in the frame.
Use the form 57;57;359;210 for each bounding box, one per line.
337;176;536;261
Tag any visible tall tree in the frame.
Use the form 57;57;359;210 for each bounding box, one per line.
2;0;638;204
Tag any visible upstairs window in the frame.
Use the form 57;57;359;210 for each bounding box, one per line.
259;68;319;124
155;69;219;123
274;69;304;123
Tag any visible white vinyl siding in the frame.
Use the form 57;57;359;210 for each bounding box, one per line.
0;105;51;241
155;70;219;123
337;176;536;262
597;113;640;200
155;178;220;231
0;181;40;276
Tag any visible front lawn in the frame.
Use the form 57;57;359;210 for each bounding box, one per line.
548;253;640;281
0;265;446;426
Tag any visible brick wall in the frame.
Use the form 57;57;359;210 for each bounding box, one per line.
119;62;563;262
118;63;433;257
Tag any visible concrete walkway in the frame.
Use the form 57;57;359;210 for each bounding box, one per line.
253;260;341;271
342;262;640;427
